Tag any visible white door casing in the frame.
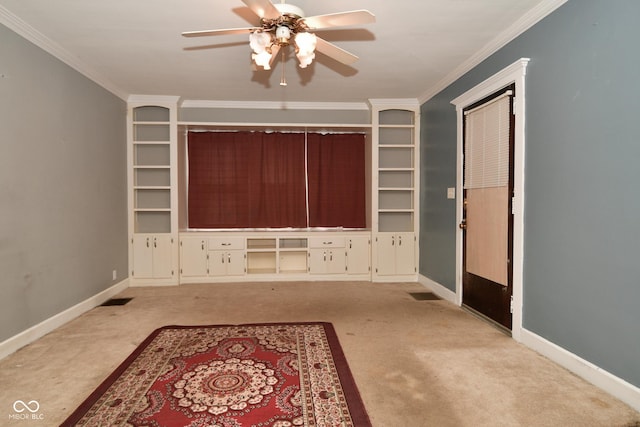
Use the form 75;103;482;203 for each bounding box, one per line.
451;58;529;341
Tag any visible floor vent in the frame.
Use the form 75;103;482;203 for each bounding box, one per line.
100;298;133;306
409;292;440;301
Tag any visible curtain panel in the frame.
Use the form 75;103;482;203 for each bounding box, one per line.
187;131;365;229
307;133;366;228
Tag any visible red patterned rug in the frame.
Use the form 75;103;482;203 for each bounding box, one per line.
62;322;371;426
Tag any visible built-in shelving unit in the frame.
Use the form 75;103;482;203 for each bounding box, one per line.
370;99;420;281
125;98;420;285
179;232;369;283
128;96;180;285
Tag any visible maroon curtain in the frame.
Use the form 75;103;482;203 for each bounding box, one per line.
188;131;306;228
307;133;366;228
247;132;307;228
188;132;249;228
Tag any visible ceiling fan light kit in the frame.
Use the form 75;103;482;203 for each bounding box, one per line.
183;0;375;78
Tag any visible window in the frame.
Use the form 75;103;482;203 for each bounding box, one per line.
187;131;366;229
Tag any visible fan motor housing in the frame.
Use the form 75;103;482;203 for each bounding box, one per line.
274;3;305;18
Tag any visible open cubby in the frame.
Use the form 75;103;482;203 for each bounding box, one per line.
135;189;171;209
135;168;170;187
378;212;414;232
247;238;277;250
279;251;308;274
246;252;277;274
135;211;171;233
379;190;414;210
279;238;307;249
379;127;414;145
134;144;170;166
133;106;170;122
379;170;413;189
134;124;171;142
379;109;414;126
378;146;414;169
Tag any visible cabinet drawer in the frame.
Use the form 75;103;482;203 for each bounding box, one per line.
208;237;245;250
308;237;345;248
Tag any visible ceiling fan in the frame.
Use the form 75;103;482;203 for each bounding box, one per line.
182;0;375;75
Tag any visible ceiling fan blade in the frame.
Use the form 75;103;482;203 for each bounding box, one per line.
315;37;359;65
303;10;375;30
241;0;281;20
182;27;254;37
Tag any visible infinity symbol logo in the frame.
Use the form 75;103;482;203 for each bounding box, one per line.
13;400;40;413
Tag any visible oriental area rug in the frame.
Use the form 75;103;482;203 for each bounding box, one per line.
62;322;371;427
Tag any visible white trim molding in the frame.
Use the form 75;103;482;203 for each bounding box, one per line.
0;279;129;361
521;329;640;412
417;272;640;412
419;0;566;104
0;5;128;100
451;58;529;342
418;274;457;305
180;100;370;111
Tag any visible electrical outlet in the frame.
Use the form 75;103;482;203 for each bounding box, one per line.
112;270;117;281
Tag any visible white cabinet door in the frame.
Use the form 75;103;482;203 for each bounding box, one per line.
152;235;174;278
375;234;397;276
308;249;327;274
132;235;154;278
375;233;415;276
347;236;370;275
326;249;346;274
395;233;416;275
180;237;208;277
208;250;227;276
309;249;346;274
133;235;173;279
226;250;246;276
209;250;245;276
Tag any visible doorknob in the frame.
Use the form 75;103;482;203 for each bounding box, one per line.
459;220;467;230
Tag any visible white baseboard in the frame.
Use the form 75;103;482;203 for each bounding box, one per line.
0;278;130;360
520;328;640;412
418;274;640;412
418;274;458;305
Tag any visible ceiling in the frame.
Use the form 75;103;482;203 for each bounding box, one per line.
0;0;562;105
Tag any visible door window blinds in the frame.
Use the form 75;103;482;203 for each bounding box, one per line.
464;93;511;189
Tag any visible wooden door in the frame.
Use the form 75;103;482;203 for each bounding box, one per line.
461;87;514;330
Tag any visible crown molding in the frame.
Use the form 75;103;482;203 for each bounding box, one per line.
128;95;181;105
180;100;369;110
0;5;128;101
418;0;568;104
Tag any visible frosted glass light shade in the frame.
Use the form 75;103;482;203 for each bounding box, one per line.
295;32;317;68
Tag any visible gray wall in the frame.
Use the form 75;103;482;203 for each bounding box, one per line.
0;24;128;342
420;0;640;388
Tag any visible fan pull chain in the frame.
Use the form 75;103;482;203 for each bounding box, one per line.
280;49;287;86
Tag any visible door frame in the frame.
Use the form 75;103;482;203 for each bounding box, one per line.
451;58;529;341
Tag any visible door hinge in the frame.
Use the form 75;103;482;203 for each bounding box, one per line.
510;296;514;313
